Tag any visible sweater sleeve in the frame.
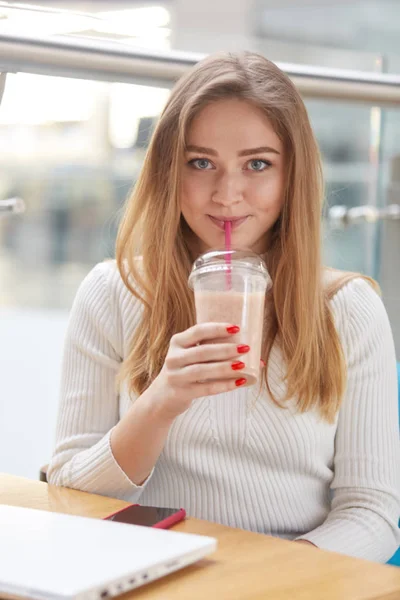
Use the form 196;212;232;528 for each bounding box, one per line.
296;279;400;562
46;262;154;501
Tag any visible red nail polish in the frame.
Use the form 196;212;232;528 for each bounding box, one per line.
227;325;240;334
231;361;245;371
237;344;250;354
260;359;266;367
235;378;247;387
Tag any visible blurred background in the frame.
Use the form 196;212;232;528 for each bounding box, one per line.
0;0;399;479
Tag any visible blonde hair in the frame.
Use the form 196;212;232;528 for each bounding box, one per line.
116;51;377;423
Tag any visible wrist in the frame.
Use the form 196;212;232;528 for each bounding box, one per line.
141;384;180;424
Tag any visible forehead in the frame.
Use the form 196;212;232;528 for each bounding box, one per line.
186;98;282;151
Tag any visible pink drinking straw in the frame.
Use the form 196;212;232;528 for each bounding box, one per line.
224;220;232;291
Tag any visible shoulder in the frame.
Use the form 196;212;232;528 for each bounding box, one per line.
77;259;142;301
325;268;381;315
323;266;377;295
73;260;144;358
73;260;131;310
325;270;393;361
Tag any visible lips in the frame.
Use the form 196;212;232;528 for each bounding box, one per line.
208;215;249;230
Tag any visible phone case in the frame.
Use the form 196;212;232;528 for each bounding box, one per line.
103;504;186;529
152;508;186;529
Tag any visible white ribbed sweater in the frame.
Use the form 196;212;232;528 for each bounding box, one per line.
47;261;400;563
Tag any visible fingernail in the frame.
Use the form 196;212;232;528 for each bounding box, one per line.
235;378;247;387
231;361;245;371
227;325;240;334
260;359;266;367
237;344;250;354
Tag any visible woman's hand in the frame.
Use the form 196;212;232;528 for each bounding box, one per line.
146;323;250;420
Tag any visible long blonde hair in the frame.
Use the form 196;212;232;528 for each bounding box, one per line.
116;51;376;423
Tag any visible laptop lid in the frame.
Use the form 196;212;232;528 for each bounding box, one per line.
0;504;217;600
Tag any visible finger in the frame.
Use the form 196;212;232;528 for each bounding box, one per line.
166;342;246;369
190;376;247;399
260;359;266;368
173;323;240;349
180;360;247;385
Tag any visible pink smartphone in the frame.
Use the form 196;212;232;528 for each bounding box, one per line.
104;504;186;529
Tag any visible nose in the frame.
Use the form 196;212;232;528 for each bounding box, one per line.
211;170;243;207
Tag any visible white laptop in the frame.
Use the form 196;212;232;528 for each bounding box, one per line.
0;504;217;600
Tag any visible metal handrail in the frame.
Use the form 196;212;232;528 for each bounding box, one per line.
0;32;399;105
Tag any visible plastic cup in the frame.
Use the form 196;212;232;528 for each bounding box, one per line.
188;248;271;387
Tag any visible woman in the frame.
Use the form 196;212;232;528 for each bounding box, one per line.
47;52;399;562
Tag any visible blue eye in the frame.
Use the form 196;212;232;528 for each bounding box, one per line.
189;158;212;170
248;159;271;171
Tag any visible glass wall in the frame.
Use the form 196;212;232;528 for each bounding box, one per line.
254;0;400;74
0;73;170;310
0;74;170;478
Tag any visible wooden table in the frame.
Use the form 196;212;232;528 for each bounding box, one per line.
1;473;400;600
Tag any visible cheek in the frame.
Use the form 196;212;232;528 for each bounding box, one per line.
180;179;192;212
181;176;209;210
249;173;284;210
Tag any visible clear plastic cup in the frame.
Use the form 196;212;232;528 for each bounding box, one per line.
188;248;271;387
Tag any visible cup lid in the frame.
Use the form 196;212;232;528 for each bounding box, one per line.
188;248;270;287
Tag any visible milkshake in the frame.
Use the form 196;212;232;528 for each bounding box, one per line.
195;290;265;385
188;248;271;387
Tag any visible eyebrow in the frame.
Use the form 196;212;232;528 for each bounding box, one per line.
185;145;280;156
